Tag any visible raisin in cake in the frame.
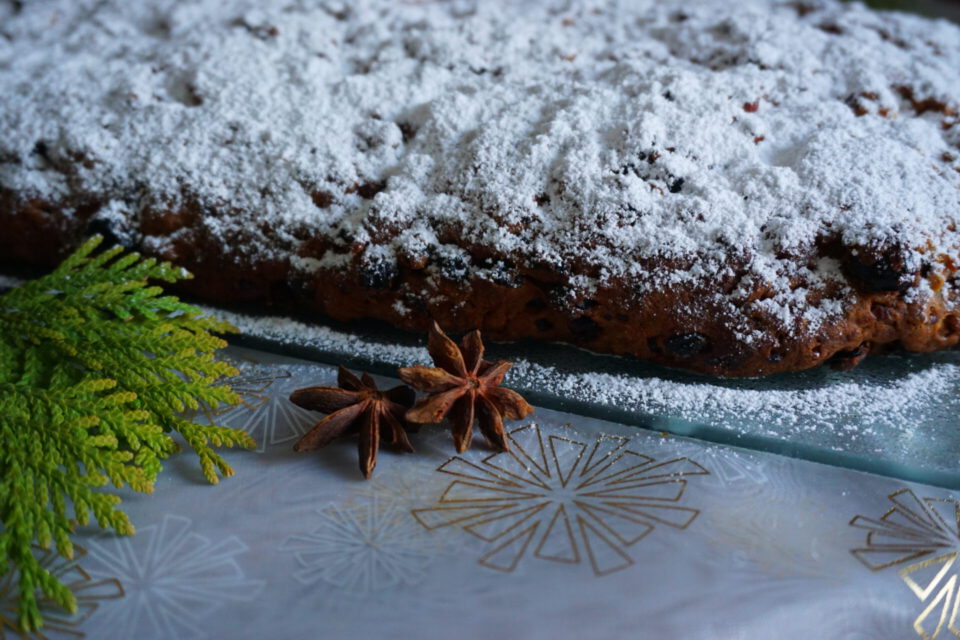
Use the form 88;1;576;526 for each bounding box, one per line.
1;0;959;376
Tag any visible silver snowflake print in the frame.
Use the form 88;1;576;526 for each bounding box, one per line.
697;444;767;486
82;515;264;640
193;362;334;452
281;499;435;595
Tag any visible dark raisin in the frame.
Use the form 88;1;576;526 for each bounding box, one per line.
871;303;896;323
478;257;521;287
845;94;869;117
311;190;334;208
575;299;599;311
946;316;960;334
534;192;550;206
492;272;523;288
668;177;685;193
358;260;397;290
525;298;547;312
356;180;386;199
844;248;911;292
665;332;710;357
398;122;417;143
535;318;553;332
570;316;601;341
828;343;870;371
549;286;570;307
435;254;470;283
32;140;49;158
85;217;135;249
534;260;568;276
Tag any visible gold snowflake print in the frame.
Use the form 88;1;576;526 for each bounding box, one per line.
412;423;709;576
850;488;960;639
0;547;123;639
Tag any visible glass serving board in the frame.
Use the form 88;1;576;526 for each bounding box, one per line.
209;305;960;490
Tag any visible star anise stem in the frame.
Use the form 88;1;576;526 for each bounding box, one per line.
290;366;415;478
399;322;534;453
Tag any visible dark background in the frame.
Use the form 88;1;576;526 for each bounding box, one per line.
862;0;960;20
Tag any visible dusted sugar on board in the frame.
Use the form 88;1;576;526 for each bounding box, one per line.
215;306;960;471
0;0;958;376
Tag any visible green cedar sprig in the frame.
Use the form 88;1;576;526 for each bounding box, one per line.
0;236;255;631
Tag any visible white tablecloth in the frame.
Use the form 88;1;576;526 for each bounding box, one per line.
19;345;959;640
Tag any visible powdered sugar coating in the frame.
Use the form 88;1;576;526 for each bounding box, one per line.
1;0;958;336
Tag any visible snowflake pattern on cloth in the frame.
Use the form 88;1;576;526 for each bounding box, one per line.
81;515;265;640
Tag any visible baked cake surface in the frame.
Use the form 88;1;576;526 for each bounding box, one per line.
1;0;959;376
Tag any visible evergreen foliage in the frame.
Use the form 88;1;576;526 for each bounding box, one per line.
0;236;254;631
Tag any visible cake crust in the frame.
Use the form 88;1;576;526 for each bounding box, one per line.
1;0;958;376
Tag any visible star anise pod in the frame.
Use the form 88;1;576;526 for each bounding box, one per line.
398;322;534;453
289;366;416;478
